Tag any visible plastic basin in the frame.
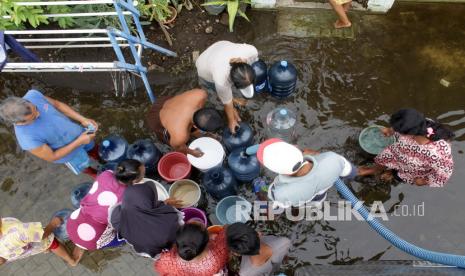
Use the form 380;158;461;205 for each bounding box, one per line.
187;137;225;171
182;207;208;226
359;125;396;155
169;179;201;208
141;178;169;201
215;196;252;225
158;152;192;182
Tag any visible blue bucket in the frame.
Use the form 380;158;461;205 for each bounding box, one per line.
51;208;73;242
215;196;252;225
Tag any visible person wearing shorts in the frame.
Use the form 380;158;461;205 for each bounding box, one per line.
0;90;100;178
0;216;76;266
146;89;224;157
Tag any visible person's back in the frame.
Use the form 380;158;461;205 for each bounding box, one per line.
159;89;207;143
226;223;291;276
79;170;126;224
196;41;258;86
154;225;229;276
13;90;84;164
271;152;351;206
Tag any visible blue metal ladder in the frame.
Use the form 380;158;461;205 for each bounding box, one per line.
108;0;177;103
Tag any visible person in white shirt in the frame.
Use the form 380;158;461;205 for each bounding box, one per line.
196;41;258;133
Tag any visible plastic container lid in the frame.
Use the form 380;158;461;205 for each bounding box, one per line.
280;60;288;67
188;137;225;171
279;109;287;115
102;140;110;147
141;178;169;201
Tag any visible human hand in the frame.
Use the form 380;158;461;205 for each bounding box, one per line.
81;118;99;132
50;216;63;229
414;178;428;186
190;148;204;158
77;130;96;145
381;127;394;137
228;120;240;135
164;198;184;208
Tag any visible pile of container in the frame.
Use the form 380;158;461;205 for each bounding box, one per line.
57;59;300;233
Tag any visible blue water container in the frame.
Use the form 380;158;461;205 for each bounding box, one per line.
98;135;128;163
70;182;92;209
227;148;260;183
52;209;73;242
268;60;297;98
203;166;237;200
252;60;268;94
127;139;162;173
222;122;254;152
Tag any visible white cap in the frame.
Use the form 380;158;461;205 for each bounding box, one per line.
239;84;254;99
257;138;304;175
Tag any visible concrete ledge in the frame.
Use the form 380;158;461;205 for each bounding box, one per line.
276;0;367;10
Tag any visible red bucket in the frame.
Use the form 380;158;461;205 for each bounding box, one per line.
158;152;192;182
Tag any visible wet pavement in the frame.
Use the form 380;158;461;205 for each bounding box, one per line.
1;2;465;275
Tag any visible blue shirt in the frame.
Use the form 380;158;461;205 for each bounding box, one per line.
270;152;352;207
14;90;85;164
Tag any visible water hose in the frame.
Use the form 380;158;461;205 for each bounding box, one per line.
334;178;465;268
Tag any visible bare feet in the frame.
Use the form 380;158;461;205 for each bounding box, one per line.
334;20;352;29
72;247;85;265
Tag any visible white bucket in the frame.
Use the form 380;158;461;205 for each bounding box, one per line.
141;178;169;201
187;137;225;172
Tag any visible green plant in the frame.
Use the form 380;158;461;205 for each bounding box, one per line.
202;0;251;32
137;0;172;23
0;0;48;29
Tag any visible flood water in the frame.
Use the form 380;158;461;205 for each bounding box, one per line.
1;3;465;275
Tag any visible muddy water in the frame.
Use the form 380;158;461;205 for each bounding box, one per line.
1;3;465;275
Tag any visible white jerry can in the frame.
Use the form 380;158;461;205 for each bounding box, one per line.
367;0;395;13
251;0;277;9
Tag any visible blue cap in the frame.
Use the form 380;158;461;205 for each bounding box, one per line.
245;144;259;156
279;109;287;115
102;140;110;147
280;61;288;67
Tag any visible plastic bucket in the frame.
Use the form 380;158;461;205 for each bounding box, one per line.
215;196;252;225
359;125;396;155
142;178;169;201
158;152;192;182
207;225;224;234
169;179;201;208
187;137;225;172
182;207;208;226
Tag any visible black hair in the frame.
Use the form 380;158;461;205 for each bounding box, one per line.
226;222;260;256
176;224;209;261
193;107;224;132
230;62;255;89
115;159;144;185
389;108;455;141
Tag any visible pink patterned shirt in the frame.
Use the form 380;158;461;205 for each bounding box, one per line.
375;133;453;187
154;229;229;276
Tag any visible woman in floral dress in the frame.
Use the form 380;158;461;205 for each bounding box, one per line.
359;108;455;187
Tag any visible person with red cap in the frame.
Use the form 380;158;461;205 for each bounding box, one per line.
248;138;356;208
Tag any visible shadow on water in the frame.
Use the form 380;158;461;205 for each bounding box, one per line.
1;2;465;275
